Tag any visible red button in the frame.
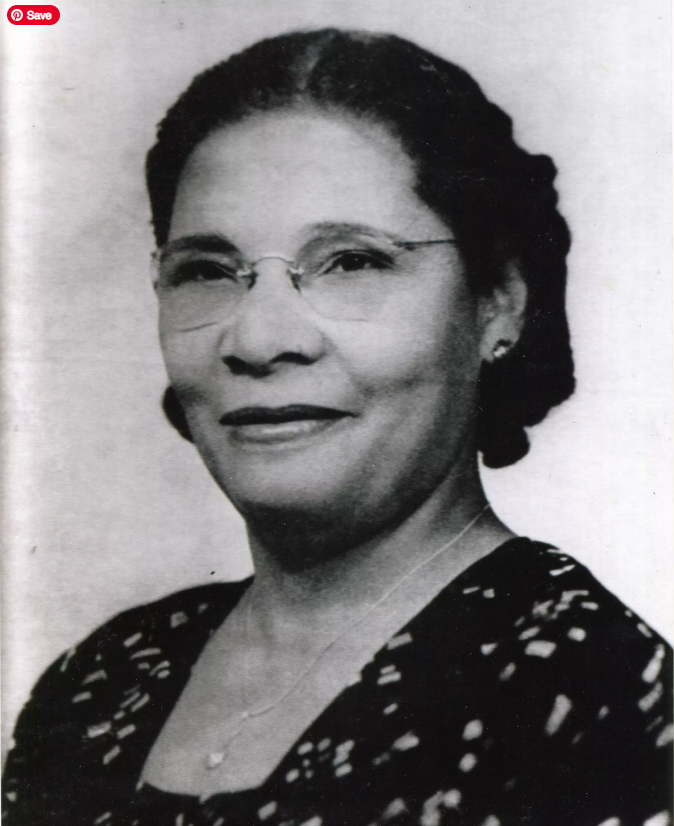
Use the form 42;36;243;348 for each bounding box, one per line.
7;5;60;24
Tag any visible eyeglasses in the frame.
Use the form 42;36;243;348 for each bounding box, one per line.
153;231;458;329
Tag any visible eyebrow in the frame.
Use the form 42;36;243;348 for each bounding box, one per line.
159;223;415;260
307;222;411;244
157;233;239;263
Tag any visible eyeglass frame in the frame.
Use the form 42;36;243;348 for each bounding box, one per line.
152;236;461;326
153;237;459;286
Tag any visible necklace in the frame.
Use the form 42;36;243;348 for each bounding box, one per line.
205;503;491;770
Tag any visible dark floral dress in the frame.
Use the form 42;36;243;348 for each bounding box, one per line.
3;539;672;826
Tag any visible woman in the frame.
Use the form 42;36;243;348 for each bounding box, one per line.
3;28;671;826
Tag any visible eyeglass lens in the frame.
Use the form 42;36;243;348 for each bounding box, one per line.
155;233;456;329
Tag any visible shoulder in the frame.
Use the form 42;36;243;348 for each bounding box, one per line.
33;579;249;690
426;538;673;822
446;537;672;759
467;537;672;689
14;579;250;713
472;537;667;638
3;579;250;819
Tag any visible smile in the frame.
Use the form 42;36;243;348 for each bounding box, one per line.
220;405;353;445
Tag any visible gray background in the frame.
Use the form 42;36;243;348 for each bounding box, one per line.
2;0;671;743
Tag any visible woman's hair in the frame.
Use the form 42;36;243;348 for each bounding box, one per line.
148;28;574;468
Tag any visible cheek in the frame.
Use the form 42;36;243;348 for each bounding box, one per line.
343;290;482;399
159;327;217;403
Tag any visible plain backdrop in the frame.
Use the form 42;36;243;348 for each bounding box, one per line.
2;0;671;743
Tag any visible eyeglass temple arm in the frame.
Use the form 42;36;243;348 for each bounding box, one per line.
395;238;458;250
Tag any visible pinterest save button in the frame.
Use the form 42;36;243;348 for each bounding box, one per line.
7;5;60;24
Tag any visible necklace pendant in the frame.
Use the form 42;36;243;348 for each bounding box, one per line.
206;751;225;770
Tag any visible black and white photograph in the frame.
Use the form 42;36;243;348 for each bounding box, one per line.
2;2;672;824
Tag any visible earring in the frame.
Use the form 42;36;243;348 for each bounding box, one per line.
492;339;511;360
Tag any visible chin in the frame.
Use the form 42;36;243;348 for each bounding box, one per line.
220;463;374;569
219;459;355;518
193;418;368;514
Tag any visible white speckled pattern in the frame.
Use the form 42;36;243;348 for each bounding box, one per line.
3;540;671;826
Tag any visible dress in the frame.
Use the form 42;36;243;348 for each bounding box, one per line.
3;539;672;826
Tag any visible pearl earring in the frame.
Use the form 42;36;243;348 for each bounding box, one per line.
492;340;511;360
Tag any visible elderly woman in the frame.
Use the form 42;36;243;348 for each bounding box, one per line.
3;28;671;826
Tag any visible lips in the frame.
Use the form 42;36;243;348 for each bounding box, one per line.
220;405;349;426
220;405;352;446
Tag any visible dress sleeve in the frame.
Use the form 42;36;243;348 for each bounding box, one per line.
498;582;673;826
2;643;99;824
2;582;239;826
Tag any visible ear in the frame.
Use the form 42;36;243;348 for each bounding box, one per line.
478;262;528;363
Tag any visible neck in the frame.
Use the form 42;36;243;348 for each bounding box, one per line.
244;450;510;634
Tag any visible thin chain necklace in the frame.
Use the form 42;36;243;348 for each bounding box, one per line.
205;503;491;770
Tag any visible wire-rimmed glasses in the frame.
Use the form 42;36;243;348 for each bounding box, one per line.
153;230;459;329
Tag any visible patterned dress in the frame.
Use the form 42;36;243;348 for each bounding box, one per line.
3;539;672;826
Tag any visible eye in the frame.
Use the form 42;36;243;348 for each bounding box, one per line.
324;250;392;274
166;260;238;286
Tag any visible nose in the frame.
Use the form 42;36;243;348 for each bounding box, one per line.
219;259;325;376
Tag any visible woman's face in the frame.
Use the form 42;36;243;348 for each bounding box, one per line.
160;109;489;539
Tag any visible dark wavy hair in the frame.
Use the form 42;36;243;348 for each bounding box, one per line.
147;28;574;468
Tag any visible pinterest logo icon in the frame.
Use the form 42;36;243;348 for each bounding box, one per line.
10;7;22;19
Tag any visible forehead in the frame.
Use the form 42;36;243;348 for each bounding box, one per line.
168;108;448;248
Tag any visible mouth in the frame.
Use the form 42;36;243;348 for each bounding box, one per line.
220;405;353;445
